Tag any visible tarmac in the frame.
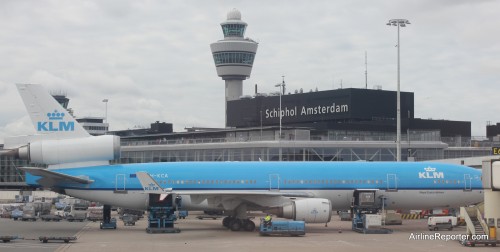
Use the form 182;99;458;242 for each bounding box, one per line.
0;213;497;252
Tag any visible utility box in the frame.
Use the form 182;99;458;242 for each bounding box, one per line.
363;214;382;229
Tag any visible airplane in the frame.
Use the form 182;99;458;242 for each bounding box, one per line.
4;84;483;232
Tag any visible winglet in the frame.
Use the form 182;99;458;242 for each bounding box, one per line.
136;171;171;200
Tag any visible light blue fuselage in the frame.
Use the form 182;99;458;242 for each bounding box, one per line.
26;161;483;211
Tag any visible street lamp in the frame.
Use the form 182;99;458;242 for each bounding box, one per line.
387;19;410;162
274;76;285;140
102;99;109;123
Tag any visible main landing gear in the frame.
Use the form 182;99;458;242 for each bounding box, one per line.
222;216;256;232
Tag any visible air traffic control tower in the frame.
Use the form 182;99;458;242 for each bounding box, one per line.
210;9;258;124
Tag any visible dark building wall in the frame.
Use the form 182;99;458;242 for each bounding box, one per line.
487;123;500;137
409;118;471;137
227;88;414;128
226;88;470;137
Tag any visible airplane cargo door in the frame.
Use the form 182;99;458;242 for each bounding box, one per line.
464;174;472;191
387;174;397;191
269;174;280;191
115;174;126;192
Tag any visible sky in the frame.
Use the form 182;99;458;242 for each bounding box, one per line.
1;0;499;143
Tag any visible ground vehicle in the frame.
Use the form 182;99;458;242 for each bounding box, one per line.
428;216;457;231
122;214;137;226
177;210;188;219
55;202;67;210
259;218;305;236
11;209;23;220
87;206;103;222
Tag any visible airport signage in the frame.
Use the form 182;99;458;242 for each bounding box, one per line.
492;147;500;155
264;103;349;120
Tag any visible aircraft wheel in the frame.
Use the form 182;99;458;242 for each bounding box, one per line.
222;217;232;228
230;219;242;231
243;220;255;232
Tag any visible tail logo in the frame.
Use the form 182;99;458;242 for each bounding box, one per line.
144;182;160;191
37;110;75;132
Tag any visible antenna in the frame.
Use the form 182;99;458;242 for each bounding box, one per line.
365;51;368;89
281;75;286;94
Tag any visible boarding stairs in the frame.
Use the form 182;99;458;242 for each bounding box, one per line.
461;203;489;236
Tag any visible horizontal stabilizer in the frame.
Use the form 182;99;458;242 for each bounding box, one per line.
136;171;171;199
19;167;94;184
0;149;16;156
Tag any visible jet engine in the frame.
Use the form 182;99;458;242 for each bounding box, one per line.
275;198;332;223
17;135;120;165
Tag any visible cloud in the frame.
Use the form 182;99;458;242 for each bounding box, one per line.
1;0;499;142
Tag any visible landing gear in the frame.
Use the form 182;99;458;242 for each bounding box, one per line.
222;216;255;232
242;219;256;231
230;219;241;231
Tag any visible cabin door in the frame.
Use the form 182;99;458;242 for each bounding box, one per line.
269;174;280;191
464;174;472;191
115;174;126;192
387;174;397;191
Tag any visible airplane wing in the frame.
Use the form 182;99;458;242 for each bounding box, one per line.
136;172;313;209
19;167;94;185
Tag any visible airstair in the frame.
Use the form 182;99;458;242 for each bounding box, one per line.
461;203;488;236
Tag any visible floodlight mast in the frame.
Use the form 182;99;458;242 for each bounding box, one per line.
387;19;410;162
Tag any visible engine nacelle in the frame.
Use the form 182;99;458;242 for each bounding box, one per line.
277;198;332;223
18;135;120;165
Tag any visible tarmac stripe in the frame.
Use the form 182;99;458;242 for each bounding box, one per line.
54;222;93;252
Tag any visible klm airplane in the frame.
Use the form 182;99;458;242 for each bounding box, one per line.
7;84;483;232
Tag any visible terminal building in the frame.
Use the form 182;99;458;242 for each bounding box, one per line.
0;9;498;189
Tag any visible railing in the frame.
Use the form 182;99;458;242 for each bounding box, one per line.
121;135;500;148
477;206;489;235
462;206;477;236
461;205;489;236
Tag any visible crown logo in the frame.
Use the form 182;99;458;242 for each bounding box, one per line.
46;110;65;120
424;167;436;172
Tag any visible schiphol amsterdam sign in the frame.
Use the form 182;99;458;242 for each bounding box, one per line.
265;102;349;119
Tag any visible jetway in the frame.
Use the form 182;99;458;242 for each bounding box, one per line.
470;159;500;241
482;160;500;235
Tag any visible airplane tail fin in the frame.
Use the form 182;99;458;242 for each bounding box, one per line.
16;84;90;139
136;171;171;201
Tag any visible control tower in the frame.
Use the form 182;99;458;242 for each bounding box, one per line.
210;9;258;124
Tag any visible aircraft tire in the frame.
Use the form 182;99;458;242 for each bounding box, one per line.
222;217;232;228
243;220;255;232
230;219;242;231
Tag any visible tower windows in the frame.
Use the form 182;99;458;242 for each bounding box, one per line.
221;24;246;37
213;52;255;65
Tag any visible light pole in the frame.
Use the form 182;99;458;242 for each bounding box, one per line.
274;76;285;140
387;19;410;162
102;99;109;123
